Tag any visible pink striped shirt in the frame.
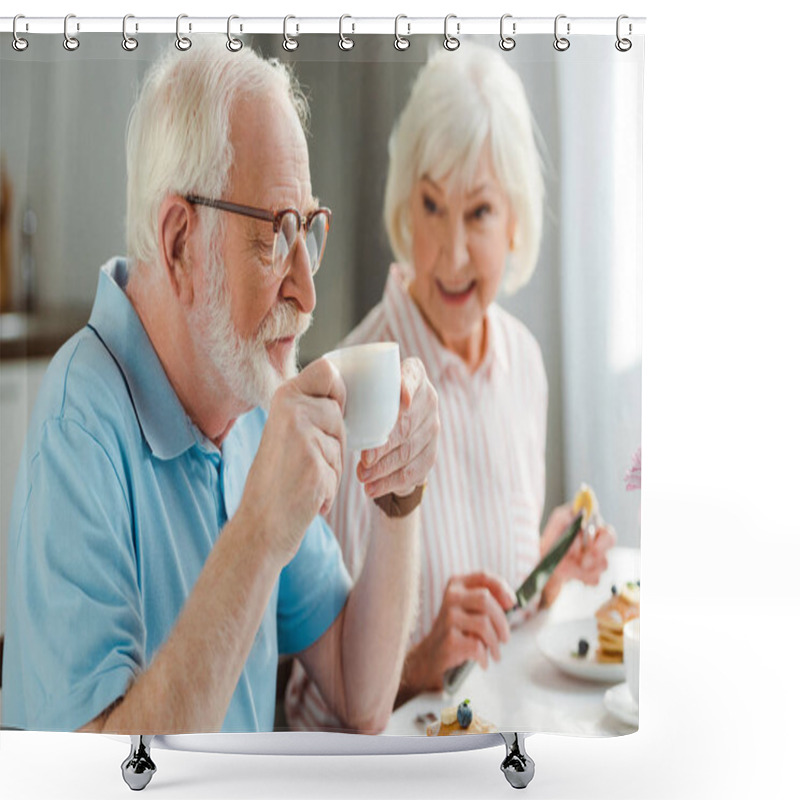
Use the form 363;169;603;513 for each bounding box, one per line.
284;263;548;731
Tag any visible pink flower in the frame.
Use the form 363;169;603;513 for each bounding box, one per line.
625;446;641;491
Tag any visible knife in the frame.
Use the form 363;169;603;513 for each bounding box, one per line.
442;513;585;695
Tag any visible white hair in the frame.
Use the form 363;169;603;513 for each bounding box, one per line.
383;42;546;295
125;37;309;270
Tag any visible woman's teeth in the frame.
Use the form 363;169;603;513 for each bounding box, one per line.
439;281;475;296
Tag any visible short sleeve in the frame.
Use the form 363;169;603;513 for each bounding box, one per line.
276;516;352;656
2;418;145;731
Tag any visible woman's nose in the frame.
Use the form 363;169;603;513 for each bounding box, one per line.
441;217;469;273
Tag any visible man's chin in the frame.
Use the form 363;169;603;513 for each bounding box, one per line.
266;338;299;379
249;370;284;411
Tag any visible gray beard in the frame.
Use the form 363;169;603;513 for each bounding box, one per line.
191;246;312;410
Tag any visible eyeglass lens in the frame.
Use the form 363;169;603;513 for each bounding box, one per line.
274;212;328;277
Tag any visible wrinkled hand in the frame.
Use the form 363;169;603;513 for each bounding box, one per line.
356;357;439;499
405;572;516;694
239;358;345;564
539;503;616;607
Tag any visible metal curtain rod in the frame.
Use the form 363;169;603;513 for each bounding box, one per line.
0;15;646;36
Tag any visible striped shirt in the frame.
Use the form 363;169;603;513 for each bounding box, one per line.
284;263;548;731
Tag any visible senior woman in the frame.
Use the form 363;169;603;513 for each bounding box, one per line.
285;42;614;730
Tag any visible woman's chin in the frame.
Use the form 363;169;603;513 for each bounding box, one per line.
435;316;485;355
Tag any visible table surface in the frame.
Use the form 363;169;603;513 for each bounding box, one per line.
0;548;640;738
384;546;640;737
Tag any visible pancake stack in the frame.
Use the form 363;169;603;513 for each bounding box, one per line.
594;581;640;663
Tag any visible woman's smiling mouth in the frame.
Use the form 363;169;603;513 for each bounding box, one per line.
436;279;476;304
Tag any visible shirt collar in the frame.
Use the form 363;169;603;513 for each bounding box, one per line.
87;257;202;460
382;263;509;383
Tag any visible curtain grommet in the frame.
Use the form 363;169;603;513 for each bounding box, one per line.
394;15;410;51
443;14;460;51
283;15;299;52
338;14;355;51
175;14;192;51
500;14;516;51
63;13;80;52
12;15;29;52
553;14;570;52
226;15;243;52
122;14;139;51
615;15;633;52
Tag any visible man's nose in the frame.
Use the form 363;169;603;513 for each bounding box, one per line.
279;235;316;314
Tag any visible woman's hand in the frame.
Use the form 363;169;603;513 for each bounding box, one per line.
539;503;616;608
399;572;516;700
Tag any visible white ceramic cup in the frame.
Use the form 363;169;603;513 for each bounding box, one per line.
323;342;401;451
623;618;640;705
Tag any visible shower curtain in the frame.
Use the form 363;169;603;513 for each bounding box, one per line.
0;16;644;764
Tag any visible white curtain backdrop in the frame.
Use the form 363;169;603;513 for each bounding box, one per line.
556;42;643;546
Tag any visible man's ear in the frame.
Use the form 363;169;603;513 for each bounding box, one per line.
158;195;198;306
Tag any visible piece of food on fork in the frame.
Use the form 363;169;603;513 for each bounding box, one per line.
572;483;600;545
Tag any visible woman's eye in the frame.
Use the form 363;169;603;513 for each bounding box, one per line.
471;203;492;221
422;194;439;214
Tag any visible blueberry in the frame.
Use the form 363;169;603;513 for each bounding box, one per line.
457;699;473;729
577;639;589;657
611;584;617;595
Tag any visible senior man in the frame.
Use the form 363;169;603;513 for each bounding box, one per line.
1;41;439;735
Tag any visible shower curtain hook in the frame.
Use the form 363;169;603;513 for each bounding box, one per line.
122;15;139;51
175;14;192;51
227;15;243;52
283;15;299;51
339;15;355;51
63;14;80;51
615;15;633;51
499;14;516;51
12;15;29;52
443;14;460;51
553;14;570;52
394;15;410;50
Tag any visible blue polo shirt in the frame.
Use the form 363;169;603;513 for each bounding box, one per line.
2;257;352;732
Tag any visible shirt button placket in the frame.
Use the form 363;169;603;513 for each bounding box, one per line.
205;452;225;529
220;459;234;524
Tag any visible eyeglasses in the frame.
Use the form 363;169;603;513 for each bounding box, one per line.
185;194;332;279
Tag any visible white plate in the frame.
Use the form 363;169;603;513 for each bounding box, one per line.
604;682;639;727
536;618;625;683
